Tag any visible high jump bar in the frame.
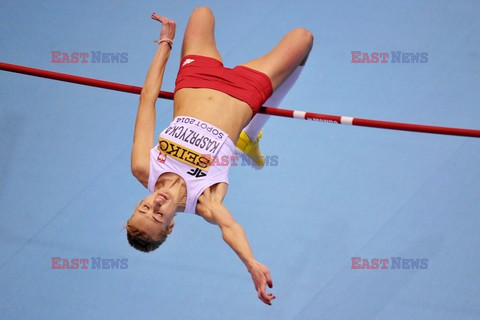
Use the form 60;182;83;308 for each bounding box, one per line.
1;61;479;138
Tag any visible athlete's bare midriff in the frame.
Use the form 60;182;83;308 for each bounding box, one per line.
173;88;253;142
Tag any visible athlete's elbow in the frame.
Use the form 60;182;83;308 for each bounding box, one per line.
221;226;236;244
139;89;155;104
131;164;149;185
221;221;243;241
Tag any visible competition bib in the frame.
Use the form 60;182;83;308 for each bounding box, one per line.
157;116;228;171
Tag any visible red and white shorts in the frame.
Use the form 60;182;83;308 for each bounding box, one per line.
174;55;273;116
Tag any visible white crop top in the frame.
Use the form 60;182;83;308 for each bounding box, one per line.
147;116;235;214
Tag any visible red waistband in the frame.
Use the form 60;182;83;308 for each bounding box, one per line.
174;55;273;116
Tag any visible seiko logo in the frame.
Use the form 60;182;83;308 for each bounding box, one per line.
157;138;211;170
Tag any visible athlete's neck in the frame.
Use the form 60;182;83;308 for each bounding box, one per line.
155;173;187;211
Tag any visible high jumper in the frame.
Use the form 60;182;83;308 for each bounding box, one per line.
126;7;312;305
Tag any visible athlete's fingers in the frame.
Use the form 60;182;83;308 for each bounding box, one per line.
259;290;274;305
151;13;176;41
265;271;273;288
257;281;267;304
258;291;270;305
258;280;275;305
151;13;170;24
267;293;276;300
151;13;162;22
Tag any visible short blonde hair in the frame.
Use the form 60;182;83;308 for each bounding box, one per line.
126;221;168;252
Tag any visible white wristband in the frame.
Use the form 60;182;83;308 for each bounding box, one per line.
154;38;173;49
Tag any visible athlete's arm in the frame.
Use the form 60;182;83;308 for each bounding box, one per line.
197;188;276;305
131;14;176;187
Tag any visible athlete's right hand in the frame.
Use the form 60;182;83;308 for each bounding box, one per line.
248;260;276;305
151;13;176;41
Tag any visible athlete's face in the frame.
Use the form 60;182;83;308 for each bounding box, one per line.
129;190;176;239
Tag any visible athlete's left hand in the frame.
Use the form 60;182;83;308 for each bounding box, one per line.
151;13;176;41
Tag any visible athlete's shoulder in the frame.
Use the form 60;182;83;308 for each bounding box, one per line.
132;166;149;189
195;183;228;222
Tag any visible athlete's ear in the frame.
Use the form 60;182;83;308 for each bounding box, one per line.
168;220;175;235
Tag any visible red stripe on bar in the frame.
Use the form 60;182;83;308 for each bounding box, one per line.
353;118;480;137
0;62;173;100
1;61;479;138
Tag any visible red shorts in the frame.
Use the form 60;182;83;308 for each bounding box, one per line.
174;55;273;116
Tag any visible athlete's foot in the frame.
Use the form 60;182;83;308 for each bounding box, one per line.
236;131;265;169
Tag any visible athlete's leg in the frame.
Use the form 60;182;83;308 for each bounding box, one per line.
237;28;312;168
241;27;313;90
181;6;222;61
236;65;306;168
243;63;306;141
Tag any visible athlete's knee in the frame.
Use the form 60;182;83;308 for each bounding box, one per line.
292;27;314;47
191;6;214;18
